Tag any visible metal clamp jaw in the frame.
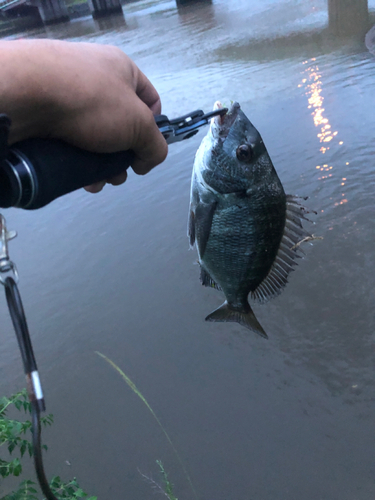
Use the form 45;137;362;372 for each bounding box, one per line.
157;108;228;144
0;214;17;284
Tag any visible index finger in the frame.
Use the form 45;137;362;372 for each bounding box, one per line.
134;68;162;115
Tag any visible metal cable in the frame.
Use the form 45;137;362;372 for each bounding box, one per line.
31;402;58;500
4;276;58;500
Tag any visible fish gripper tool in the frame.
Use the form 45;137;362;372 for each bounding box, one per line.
156;107;228;144
0;107;228;210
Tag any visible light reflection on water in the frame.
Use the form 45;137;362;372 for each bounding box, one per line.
1;1;375;500
299;57;350;207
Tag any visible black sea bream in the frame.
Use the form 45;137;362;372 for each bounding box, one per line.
188;101;311;338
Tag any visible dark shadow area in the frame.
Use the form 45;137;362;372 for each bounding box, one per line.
176;0;212;5
0;4;43;34
2;3;39;18
176;0;215;30
93;10;125;29
91;4;123;19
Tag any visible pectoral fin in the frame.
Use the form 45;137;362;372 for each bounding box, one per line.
188;209;195;248
194;201;217;259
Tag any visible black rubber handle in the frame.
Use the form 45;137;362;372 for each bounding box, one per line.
16;138;134;209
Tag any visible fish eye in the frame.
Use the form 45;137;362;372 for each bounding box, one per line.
236;144;253;162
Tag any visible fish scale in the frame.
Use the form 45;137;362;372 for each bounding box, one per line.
188;101;312;337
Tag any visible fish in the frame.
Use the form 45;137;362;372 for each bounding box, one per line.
187;101;312;338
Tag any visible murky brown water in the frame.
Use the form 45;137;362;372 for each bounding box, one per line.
1;1;375;499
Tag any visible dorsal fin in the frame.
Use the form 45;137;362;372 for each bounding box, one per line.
250;195;313;303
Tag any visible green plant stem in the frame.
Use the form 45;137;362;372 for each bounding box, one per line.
96;351;198;500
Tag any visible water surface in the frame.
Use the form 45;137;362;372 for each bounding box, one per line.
1;1;375;499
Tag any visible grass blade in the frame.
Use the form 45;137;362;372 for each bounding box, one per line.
95;351;198;500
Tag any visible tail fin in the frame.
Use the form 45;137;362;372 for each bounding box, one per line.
205;301;268;339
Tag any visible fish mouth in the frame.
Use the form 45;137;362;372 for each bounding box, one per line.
210;101;241;141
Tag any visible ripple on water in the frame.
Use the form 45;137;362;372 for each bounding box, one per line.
2;3;375;499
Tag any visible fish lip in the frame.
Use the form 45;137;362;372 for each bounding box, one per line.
210;101;241;141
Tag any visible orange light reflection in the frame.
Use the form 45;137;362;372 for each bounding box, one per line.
300;58;348;207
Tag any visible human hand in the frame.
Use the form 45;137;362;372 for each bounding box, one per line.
0;39;168;193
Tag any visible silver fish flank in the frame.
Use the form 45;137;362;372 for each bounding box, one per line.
188;101;312;338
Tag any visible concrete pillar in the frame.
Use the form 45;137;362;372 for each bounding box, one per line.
33;0;69;24
87;0;122;19
328;0;369;35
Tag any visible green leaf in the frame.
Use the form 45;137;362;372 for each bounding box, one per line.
19;441;26;458
8;442;16;454
49;475;62;488
12;458;22;477
22;400;30;413
0;458;12;478
13;400;22;411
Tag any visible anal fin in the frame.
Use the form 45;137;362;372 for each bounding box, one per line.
200;266;222;291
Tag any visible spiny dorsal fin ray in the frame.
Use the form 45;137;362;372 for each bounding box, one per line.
251;196;312;304
278;247;299;265
286;210;311;225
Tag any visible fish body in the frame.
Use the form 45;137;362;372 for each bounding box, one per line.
188;102;310;338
